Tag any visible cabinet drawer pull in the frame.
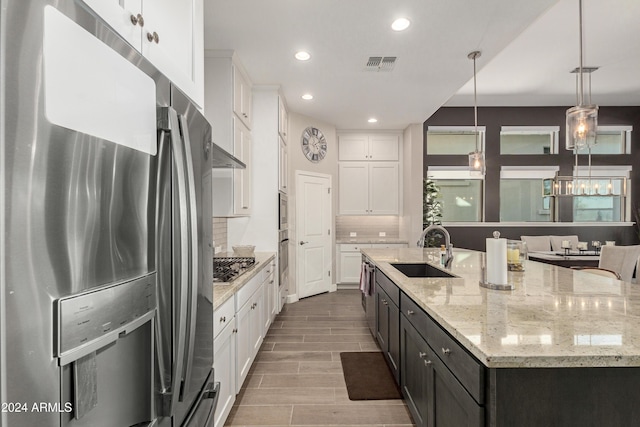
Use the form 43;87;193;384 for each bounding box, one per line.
418;352;426;359
219;316;226;322
441;347;451;355
232;328;237;333
407;310;414;315
130;13;144;27
146;31;159;44
424;359;432;366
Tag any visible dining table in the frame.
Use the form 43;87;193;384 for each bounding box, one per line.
527;250;600;268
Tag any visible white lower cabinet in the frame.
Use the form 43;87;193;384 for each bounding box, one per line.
338;243;408;284
213;256;281;426
262;259;277;332
235;280;263;392
338;244;371;283
213;312;236;427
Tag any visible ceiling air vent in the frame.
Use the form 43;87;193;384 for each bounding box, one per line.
365;56;397;72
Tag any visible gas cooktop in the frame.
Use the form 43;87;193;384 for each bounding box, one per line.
213;257;256;283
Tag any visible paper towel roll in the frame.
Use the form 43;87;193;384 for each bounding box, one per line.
486;237;508;285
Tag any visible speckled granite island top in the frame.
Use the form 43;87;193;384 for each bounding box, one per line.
212;252;276;310
362;247;640;369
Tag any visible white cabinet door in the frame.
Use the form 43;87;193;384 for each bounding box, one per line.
235;298;252;392
279;137;288;193
81;0;203;107
369;134;399;161
369;162;399;214
82;0;143;50
233;65;252;129
142;0;203;107
339;162;398;215
262;275;272;333
338;134;368;160
250;286;264;357
337;244;372;283
233;119;252;215
339;134;399;161
213;321;236;427
338;162;369;214
278;96;288;144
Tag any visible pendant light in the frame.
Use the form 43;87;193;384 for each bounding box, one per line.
566;0;598;150
467;51;484;175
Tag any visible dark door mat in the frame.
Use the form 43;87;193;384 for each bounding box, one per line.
340;351;402;400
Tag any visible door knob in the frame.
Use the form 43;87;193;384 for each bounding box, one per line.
299;241;309;246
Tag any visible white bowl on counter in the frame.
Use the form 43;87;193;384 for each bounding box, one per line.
232;245;255;257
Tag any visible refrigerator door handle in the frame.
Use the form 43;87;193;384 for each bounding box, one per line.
178;113;200;399
154;130;169;395
158;106;191;416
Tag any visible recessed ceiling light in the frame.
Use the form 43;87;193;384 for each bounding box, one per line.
391;18;411;31
295;51;311;61
302;94;313;100
368;118;378;123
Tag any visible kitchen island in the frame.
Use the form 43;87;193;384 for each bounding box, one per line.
362;247;640;427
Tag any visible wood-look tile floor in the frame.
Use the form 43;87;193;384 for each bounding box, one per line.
225;289;416;427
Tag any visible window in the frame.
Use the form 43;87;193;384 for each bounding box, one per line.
500;126;559;155
572;166;631;222
499;167;558;222
576;126;632;155
426;126;485;155
428;167;483;222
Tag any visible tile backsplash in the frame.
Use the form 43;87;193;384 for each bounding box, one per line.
336;216;399;240
213;217;228;253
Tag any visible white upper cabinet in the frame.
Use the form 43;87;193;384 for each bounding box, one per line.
278;96;289;144
279;137;288;193
233;65;252;129
81;0;204;108
339;162;399;215
339;133;399;161
233;118;252;216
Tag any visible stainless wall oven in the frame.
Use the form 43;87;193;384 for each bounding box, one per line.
279;229;289;289
278;192;288;231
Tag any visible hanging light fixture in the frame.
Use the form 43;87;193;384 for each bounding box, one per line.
467;50;484;175
566;0;598;150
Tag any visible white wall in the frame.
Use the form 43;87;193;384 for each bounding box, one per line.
287;112;338;298
400;123;424;247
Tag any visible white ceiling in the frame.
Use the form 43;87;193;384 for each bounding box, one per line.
203;0;640;131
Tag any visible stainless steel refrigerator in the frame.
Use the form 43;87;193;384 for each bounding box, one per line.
1;0;218;425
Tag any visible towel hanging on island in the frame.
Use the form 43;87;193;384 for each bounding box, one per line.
359;262;374;296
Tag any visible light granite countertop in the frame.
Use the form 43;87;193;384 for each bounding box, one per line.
362;247;640;369
212;252;276;310
336;238;409;244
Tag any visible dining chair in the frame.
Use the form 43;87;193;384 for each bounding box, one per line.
520;235;551;252
572;267;620;280
598;245;640;283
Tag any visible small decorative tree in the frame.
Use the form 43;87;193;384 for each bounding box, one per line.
423;179;443;247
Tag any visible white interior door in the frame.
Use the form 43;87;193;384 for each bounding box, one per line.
296;172;332;299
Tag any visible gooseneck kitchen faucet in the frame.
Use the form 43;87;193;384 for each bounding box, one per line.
417;225;454;267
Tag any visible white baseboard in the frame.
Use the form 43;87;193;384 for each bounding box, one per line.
286;293;298;304
337;283;359;290
330;283;338;293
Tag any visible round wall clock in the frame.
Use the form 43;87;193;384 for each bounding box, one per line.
300;126;327;163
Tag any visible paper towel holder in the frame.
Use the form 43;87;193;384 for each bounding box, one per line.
480;232;515;290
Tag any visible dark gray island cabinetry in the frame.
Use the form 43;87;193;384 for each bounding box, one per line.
362;247;640;427
375;270;401;384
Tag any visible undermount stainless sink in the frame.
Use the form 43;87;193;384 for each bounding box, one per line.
390;263;456;278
